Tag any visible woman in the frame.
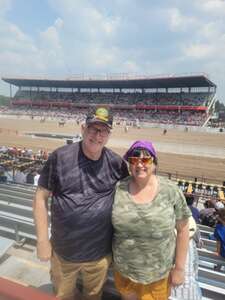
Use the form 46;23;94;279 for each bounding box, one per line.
112;140;191;300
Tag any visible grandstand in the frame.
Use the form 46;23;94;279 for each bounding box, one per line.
2;74;217;127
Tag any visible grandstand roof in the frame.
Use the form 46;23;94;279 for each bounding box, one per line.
2;74;216;89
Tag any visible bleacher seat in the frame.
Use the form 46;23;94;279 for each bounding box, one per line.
0;236;14;259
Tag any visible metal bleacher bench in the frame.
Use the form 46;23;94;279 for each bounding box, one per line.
0;182;225;299
0;183;36;243
0;236;14;259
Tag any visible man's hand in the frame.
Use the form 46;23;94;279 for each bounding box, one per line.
37;240;52;261
169;267;185;287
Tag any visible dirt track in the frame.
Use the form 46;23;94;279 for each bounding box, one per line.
0;116;225;184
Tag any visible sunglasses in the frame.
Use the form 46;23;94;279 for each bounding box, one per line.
128;156;153;165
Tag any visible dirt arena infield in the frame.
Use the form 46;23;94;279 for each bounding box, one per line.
0;116;225;184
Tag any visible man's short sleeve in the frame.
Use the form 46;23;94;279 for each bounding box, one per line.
174;187;192;221
38;153;56;191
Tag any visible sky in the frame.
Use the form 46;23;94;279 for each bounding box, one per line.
0;0;225;103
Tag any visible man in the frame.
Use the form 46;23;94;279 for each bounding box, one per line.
33;107;129;300
26;168;35;184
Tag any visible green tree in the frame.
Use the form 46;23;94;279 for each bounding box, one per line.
0;95;10;106
214;100;225;112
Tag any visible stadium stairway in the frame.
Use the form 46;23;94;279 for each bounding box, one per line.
0;183;225;299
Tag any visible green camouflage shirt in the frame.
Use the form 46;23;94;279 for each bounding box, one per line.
112;176;191;284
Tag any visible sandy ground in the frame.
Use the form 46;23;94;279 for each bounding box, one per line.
0;116;225;184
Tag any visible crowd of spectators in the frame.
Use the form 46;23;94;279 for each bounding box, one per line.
184;193;225;273
1;106;208;126
4;89;214;127
0;146;48;185
15;90;214;107
0;164;41;185
0;145;48;160
114;110;208;126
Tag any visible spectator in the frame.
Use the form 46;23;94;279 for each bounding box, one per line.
185;194;200;224
4;166;14;182
200;200;217;227
26;169;35;184
0;166;7;183
33;107;129;300
214;208;225;270
112;140;191;300
33;170;40;186
14;167;26;184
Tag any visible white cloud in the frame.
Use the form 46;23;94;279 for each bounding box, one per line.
0;50;45;72
0;18;43;76
0;20;36;53
49;0;120;41
0;16;65;80
0;0;11;16
183;43;214;59
54;17;64;29
40;25;61;50
38;18;66;70
198;21;223;39
122;61;140;73
88;46;118;68
196;0;225;15
168;7;198;32
85;6;109;36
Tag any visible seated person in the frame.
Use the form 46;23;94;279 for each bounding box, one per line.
0;166;7;183
215;201;224;211
214;208;225;260
200;200;217;227
26;169;35;184
185;194;200;224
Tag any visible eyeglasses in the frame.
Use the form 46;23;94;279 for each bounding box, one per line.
87;125;110;137
128;156;153;165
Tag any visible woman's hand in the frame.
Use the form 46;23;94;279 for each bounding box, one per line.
169;267;185;287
